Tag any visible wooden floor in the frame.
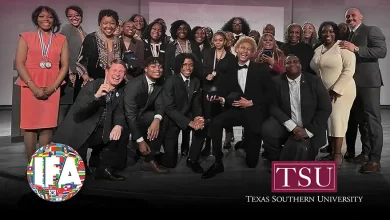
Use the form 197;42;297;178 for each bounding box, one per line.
1;109;390;209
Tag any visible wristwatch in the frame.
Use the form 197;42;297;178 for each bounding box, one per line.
354;47;360;53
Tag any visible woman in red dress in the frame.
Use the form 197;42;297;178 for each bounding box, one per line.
15;6;69;161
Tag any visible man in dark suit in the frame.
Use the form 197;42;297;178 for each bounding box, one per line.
123;57;168;174
262;55;332;167
160;53;206;173
340;8;387;173
52;59;129;181
204;37;275;179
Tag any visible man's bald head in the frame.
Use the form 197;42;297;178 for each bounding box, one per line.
345;8;363;29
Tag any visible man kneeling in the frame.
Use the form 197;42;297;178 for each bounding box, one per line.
52;59;129;181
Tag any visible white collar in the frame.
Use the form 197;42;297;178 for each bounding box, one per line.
287;74;302;83
145;75;155;85
180;73;190;82
350;23;362;32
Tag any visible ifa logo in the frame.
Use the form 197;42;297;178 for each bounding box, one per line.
271;161;337;193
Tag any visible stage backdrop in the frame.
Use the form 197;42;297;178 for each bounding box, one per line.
0;0;389;105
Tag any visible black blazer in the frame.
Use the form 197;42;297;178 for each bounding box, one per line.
52;78;126;149
124;75;164;141
216;61;276;133
76;32;124;79
163;40;202;79
270;72;332;154
350;23;387;87
202;48;236;90
143;39;167;62
162;73;202;130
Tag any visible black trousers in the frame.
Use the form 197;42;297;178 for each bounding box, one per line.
209;108;262;168
345;87;383;162
261;117;311;161
160;119;206;168
132;111;164;162
77;127;129;170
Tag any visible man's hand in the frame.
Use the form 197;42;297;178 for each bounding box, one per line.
95;79;112;98
109;125;122;141
338;40;356;52
292;126;308;141
189;116;205;130
232;97;253;108
138;141;151;156
147;119;160;141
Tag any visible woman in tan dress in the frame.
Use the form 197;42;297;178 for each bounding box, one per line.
310;21;356;167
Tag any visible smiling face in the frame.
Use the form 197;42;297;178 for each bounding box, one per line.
285;55;301;76
181;58;194;78
99;16;117;37
145;62;163;80
66;9;81;27
176;24;188;40
345;8;363;29
232;18;242;34
236;42;253;63
122;21;135;37
37;9;54;31
288;25;301;44
321;24;336;45
262;34;274;50
303;23;314;39
133;15;144;31
105;63;125;86
195;28;206;44
150;23;162;42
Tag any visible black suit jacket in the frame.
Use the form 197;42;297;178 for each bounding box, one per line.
163;40;203;79
124;75;164;141
216;61;275;133
162;73;202;130
350;23;387;87
52;78;126;149
270;72;332;151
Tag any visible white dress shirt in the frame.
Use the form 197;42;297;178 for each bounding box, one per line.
238;60;250;92
136;75;163;143
282;74;314;138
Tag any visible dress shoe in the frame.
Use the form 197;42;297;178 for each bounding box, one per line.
234;141;244;150
343;152;355;160
95;168;125;181
349;154;369;165
141;160;169;174
359;161;381;174
201;162;224;179
186;158;204;173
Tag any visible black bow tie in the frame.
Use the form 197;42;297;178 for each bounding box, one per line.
238;64;248;70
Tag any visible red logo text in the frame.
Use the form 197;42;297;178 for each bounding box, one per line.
272;161;337;193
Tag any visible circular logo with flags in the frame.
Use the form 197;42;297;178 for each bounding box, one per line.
27;143;86;202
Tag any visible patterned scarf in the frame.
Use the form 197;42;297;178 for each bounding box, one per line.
95;29;122;70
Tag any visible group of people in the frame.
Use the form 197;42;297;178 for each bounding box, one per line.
14;5;386;181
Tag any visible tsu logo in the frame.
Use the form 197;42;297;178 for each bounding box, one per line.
272;161;337;193
27;143;86;202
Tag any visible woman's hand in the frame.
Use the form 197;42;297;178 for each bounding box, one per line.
261;54;275;66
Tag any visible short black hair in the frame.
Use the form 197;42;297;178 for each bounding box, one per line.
98;9;119;26
174;53;199;77
318;21;340;42
170;20;193;41
65;5;83;18
144;56;163;67
31;6;61;33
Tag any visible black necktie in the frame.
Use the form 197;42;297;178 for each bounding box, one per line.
238;64;248;70
348;31;354;41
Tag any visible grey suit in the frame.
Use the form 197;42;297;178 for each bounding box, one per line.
347;23;387;162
